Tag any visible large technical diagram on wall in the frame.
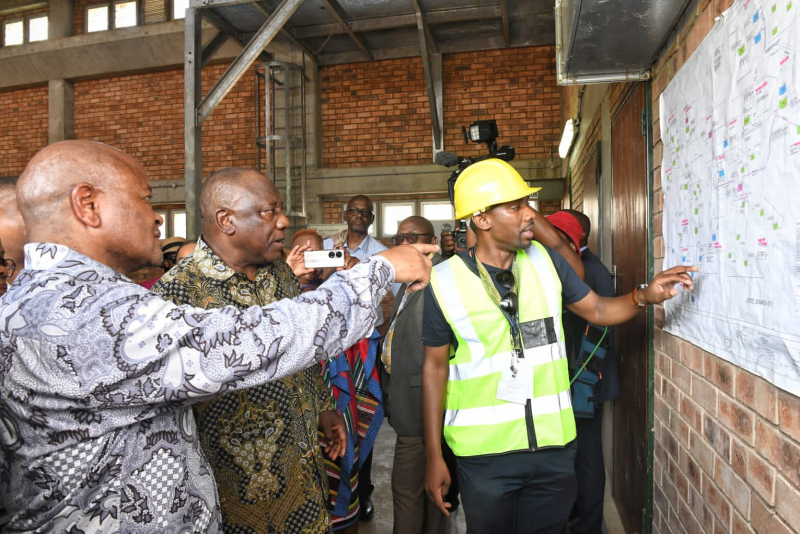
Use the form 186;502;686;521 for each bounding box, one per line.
660;0;800;396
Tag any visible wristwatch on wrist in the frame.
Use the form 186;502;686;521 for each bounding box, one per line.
632;283;649;308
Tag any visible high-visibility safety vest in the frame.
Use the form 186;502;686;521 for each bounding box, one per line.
429;243;576;457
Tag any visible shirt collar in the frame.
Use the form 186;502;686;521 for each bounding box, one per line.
580;245;589;252
23;243;131;283
190;237;277;283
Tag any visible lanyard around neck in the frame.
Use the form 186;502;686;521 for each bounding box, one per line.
472;248;525;376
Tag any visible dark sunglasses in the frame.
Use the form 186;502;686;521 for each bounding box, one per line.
345;208;373;217
392;233;433;245
2;258;15;278
496;269;518;315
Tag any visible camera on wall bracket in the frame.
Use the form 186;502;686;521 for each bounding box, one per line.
434;119;516;246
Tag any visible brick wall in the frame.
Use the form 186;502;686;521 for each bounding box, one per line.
320;46;560;168
0;86;48;176
650;0;800;533
73;62;256;181
443;46;560;160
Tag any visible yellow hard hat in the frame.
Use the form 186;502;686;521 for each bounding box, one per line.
453;159;541;219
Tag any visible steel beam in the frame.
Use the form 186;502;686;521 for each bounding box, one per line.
411;0;441;150
0;0;47;16
290;6;499;39
197;0;305;124
201;31;229;67
499;0;510;47
200;9;242;41
184;7;204;239
252;0;317;58
317;0;371;60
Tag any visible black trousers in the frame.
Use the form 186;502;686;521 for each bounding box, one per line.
570;409;605;534
456;442;577;534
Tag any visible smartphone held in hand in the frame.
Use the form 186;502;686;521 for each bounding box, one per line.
304;249;346;269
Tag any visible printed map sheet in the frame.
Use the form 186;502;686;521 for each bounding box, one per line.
660;0;800;396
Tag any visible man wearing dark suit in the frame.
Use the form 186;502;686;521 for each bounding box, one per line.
560;210;620;534
381;216;449;534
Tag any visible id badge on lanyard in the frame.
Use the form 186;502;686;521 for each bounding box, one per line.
496;348;533;405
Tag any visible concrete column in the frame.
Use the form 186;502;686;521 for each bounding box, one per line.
48;0;74;40
48;79;74;144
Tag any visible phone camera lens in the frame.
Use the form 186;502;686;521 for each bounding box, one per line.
335;251;342;258
328;252;335;258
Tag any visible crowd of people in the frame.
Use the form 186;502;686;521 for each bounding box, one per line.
0;140;695;533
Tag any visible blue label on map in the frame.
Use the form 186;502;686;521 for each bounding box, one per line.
780;83;787;95
724;139;729;147
753;12;759;22
754;32;762;44
712;234;717;241
719;170;725;177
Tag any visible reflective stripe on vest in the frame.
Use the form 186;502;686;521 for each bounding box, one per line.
430;243;576;457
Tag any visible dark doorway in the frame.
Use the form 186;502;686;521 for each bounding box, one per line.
611;83;650;534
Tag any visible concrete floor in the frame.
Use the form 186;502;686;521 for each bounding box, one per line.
356;422;624;534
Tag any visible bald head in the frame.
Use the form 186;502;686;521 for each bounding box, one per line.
399;216;434;236
199;167;289;275
563;209;590;247
19;141;142;233
199;168;276;222
16;140;164;275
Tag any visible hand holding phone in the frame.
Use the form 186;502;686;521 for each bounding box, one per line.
304;249;346;269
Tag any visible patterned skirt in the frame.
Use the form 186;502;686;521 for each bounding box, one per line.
319;329;384;531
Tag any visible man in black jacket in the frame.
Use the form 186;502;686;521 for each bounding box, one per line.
382;216;450;534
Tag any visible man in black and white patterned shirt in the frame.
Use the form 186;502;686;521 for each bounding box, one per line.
0;140;435;533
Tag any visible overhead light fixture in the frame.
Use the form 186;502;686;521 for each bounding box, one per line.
558;119;575;159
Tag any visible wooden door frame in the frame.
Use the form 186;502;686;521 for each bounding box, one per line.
609;81;656;534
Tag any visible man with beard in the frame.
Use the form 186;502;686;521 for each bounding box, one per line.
421;159;696;533
0;140;435;533
153;168;347;533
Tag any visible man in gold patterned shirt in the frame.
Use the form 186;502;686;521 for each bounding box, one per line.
154;168;346;533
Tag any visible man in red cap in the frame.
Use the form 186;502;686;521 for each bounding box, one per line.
547;210;619;534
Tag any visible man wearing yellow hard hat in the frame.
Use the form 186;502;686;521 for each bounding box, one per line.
421;159;696;533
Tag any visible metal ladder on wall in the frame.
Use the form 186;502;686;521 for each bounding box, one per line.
255;61;307;220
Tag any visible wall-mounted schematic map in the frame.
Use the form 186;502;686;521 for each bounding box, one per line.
661;0;800;396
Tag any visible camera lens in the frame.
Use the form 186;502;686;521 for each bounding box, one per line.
335;251;342;258
328;252;335;258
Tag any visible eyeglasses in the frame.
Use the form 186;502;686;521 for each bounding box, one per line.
496;269;518;316
2;258;16;278
345;208;373;217
392;233;433;245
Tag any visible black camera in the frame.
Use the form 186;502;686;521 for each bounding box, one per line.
433;119;516;208
452;219;468;249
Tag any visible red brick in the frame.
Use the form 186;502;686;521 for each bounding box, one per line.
680;446;703;490
704;413;731;461
680;394;702;430
703;473;732;526
718;394;755;445
732;511;755;534
678;495;704;534
0;86;48;176
736;370;778;424
693;376;718;416
681;342;704;374
780;436;800;487
715;459;751;517
778;392;800;443
689;429;716;475
687;485;715;532
672;360;692;394
747;447;776;505
774;476;800;530
751;494;792;534
754;419;782;467
705;353;736;397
